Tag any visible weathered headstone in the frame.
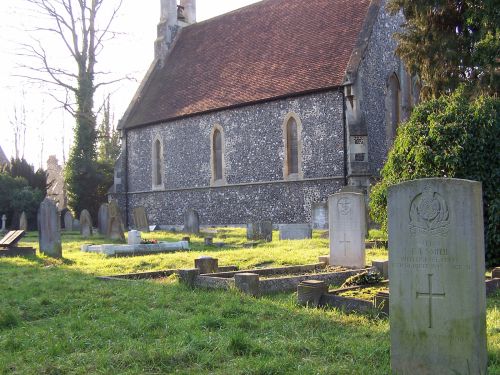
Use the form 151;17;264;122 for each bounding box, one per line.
311;202;329;229
127;230;142;245
183;209;200;234
19;212;28;231
72;219;80;231
388;178;487;374
247;221;272;242
98;203;109;235
328;192;366;268
79;210;93;238
1;214;6;231
107;200;125;242
64;211;73;231
279;224;312;240
132;206;150;232
39;198;62;258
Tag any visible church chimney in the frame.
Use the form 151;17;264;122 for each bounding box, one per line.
155;0;196;61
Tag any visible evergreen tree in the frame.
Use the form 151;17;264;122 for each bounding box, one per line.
387;0;499;97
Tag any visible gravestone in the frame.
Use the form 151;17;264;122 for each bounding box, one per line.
247;221;273;242
132;206;149;232
388;178;487;374
39;198;62;258
19;212;28;231
328;192;366;268
64;211;73;231
79;210;93;238
339;186;368;237
127;230;142;245
72;219;80;231
279;224;312;240
1;214;6;231
98;203;109;235
107;200;125;242
183;209;200;234
311;202;329;230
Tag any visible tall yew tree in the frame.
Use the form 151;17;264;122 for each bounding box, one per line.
21;0;123;217
387;0;499;97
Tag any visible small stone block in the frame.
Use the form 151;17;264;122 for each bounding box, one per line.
178;268;200;287
214;242;225;248
234;273;260;296
318;255;330;264
373;291;389;315
182;236;190;243
195;257;218;274
492;267;500;279
372;260;389;279
297;280;328;307
204;237;213;246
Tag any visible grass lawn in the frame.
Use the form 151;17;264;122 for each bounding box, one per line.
0;229;498;374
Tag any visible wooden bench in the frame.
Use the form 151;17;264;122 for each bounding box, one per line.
0;230;36;257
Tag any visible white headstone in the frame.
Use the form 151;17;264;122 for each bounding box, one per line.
311;202;329;229
388;178;487;374
128;230;142;245
328;192;366;268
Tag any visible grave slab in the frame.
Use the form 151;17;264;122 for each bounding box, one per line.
279;224;312;240
81;241;189;256
329;192;366;268
388;178;487;374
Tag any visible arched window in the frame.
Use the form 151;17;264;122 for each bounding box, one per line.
211;125;226;185
283;113;302;179
152;137;163;188
386;73;401;145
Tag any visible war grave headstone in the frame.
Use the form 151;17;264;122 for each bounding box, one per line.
64;211;74;231
311;202;328;230
184;209;200;234
328;192;366;268
107;200;125;242
339;186;368;237
79;210;93;238
19;212;28;231
247;221;272;242
279;224;312;240
132;206;150;232
98;203;109;235
388;178;487;374
39;198;62;258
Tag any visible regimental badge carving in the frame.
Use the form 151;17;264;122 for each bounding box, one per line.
409;185;449;236
337;198;352;216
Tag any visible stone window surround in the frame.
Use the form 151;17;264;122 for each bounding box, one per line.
282;112;304;180
210;124;227;186
151;134;165;190
385;72;401;148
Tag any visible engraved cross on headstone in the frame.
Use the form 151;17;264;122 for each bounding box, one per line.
339;232;350;256
416;273;445;329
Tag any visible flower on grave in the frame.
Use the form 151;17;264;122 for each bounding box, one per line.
140;239;158;244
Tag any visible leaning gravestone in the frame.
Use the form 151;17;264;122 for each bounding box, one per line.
183;209;200;234
79;210;93;238
39;198;62;258
107;201;125;242
132;206;149;232
98;203;109;235
311;202;328;230
19;212;28;231
388;178;487;374
64;211;74;231
328;192;366;268
247;221;273;242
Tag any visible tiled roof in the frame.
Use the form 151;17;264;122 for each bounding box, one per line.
124;0;374;128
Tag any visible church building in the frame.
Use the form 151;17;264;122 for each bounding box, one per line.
112;0;419;226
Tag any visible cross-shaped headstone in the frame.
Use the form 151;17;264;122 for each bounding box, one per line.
339;232;350;256
416;273;445;329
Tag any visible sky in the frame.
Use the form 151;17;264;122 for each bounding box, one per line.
0;0;260;169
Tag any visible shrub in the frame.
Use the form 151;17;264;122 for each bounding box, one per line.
370;88;500;266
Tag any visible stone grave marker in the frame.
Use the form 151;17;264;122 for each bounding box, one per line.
388;178;487;374
132;206;149;232
107;200;125;242
279;224;312;240
73;219;80;231
19;212;28;231
98;203;109;235
39;198;62;258
339;186;368;237
1;214;6;231
311;202;329;229
247;221;272;242
64;211;73;231
328;192;366;268
184;209;200;234
79;210;93;238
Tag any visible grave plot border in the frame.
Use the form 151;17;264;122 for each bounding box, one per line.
98;265;239;281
